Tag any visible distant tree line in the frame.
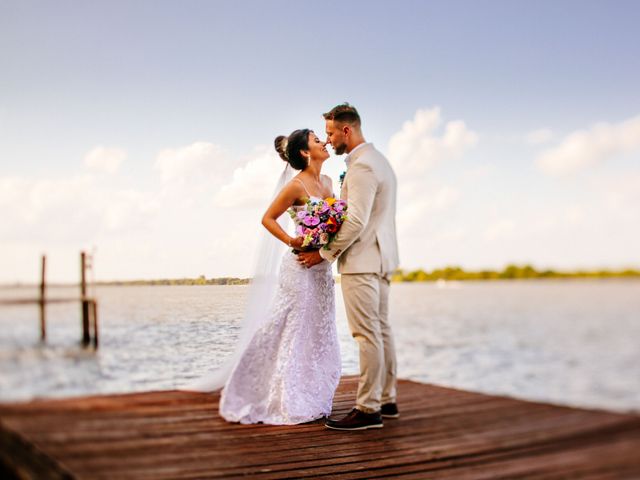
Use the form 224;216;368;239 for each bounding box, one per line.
391;264;640;282
91;266;640;286
97;275;249;286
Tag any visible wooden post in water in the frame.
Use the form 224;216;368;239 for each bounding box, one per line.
39;255;46;341
80;251;90;346
91;300;98;348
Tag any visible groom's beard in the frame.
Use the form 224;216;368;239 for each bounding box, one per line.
333;142;348;155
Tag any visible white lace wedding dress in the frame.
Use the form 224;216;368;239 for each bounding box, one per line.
219;203;341;425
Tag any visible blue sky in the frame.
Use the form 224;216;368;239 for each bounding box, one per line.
1;1;639;281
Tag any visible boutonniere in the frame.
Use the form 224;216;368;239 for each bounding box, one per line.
339;170;346;190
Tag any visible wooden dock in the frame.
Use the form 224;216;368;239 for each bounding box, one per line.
1;376;639;479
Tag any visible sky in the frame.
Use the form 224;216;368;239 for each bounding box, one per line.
1;0;639;282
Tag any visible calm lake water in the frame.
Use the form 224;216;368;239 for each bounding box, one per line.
0;281;638;412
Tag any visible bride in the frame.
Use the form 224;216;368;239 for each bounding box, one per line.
190;128;342;425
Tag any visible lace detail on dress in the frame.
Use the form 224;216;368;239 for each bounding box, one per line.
219;251;341;425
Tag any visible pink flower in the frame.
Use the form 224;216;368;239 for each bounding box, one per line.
334;200;346;212
303;216;320;227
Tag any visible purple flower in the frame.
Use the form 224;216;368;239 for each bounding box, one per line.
303;216;320;227
296;210;307;220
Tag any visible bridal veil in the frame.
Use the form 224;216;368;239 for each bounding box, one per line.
183;164;294;391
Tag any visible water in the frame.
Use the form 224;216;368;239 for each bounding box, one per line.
0;281;638;412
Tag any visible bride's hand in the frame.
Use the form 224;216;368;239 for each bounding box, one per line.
289;236;305;250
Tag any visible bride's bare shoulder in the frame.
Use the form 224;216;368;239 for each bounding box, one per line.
279;176;306;203
285;175;305;191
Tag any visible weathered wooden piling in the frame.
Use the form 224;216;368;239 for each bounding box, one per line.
80;251;90;346
39;254;46;341
91;299;99;348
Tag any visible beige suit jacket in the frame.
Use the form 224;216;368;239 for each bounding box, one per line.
320;143;400;274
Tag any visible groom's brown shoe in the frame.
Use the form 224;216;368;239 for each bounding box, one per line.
381;403;400;419
325;408;383;431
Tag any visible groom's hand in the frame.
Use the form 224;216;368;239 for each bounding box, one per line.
297;250;323;268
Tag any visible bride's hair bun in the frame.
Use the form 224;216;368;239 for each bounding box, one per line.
275;129;311;171
274;135;289;162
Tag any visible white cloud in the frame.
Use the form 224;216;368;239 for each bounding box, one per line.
397;185;460;231
84;146;126;174
388;107;478;175
536;115;640;175
599;172;640;223
0;174;159;244
102;189;160;231
563;205;586;226
213;146;284;208
386;108;476;265
483;219;517;241
154;141;228;184
525;128;554;145
0;175;95;239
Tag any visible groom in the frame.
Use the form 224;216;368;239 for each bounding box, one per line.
298;103;400;430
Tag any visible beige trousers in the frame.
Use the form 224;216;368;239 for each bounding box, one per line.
341;273;397;413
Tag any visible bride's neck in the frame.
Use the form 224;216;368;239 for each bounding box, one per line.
305;161;322;181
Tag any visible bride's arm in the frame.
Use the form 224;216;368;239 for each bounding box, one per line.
262;181;305;249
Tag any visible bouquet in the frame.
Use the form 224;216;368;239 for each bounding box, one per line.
288;197;348;250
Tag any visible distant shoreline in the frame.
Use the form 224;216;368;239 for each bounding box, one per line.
2;264;639;288
392;264;640;282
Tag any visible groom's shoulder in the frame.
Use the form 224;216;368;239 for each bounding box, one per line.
359;144;390;167
365;143;387;158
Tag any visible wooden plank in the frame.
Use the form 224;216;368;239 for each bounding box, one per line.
0;422;73;479
1;376;639;479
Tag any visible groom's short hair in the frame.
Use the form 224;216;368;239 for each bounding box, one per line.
323;103;361;127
